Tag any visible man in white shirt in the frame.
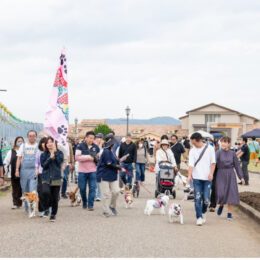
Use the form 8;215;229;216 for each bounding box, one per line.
187;132;216;226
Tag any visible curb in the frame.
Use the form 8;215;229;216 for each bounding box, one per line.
238;201;260;225
0;183;11;192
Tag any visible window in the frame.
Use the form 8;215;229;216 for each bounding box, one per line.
205;114;220;124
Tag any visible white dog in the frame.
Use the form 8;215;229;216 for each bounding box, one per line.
174;171;188;189
144;194;169;216
168;203;184;224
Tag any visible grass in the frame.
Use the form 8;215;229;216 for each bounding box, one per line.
248;161;260;173
0;190;7;197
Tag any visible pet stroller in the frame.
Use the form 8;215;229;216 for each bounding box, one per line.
155;161;176;198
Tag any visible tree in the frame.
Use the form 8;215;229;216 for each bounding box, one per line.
94;124;113;137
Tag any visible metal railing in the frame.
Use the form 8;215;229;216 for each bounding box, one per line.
0;102;43;158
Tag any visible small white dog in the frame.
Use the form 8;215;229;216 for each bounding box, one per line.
144;194;169;216
174;171;187;189
168;203;184;224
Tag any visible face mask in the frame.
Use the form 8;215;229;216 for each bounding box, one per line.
17;142;23;147
139;143;143;148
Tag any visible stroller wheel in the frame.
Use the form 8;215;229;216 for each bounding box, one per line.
155;190;159;198
172;190;176;199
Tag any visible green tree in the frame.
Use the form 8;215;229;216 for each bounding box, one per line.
94;124;113;137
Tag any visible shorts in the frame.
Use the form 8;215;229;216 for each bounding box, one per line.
250;152;258;160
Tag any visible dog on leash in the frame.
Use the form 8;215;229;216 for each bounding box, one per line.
168;203;184;224
21;191;39;218
174;171;187;189
132;180;140;198
124;184;134;208
68;186;81;207
144;194;169;216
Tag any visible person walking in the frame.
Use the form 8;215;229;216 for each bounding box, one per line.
15;130;38;213
118;133;137;185
187;132;216;226
248;136;259;165
0;149;3;187
35;137;47;217
97;134;123;217
40;137;64;222
135;140;148;184
75;131;100;210
236;137;250;185
170;134;186;171
4;136;24;209
95;133;104;201
215;137;245;220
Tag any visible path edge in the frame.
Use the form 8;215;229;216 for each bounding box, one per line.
238;201;260;225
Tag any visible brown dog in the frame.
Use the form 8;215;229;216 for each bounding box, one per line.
124;184;134;208
21;191;39;218
68;186;81;207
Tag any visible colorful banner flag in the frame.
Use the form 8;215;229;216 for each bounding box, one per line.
44;50;69;146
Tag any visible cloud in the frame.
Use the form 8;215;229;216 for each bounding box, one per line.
0;0;259;123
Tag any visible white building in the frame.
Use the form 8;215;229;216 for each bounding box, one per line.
179;103;259;143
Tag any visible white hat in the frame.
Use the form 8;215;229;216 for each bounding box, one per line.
161;139;169;146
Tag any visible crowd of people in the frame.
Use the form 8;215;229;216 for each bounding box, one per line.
0;129;259;225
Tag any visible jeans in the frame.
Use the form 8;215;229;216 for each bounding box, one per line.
61;165;70;195
193;179;212;219
42;184;60;216
241;161;249;185
96;183;101;199
120;163;133;185
78;172;97;208
135;163;146;182
20;177;37;212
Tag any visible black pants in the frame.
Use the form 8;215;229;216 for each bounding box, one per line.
209;170;218;208
37;175;45;212
11;178;22;207
241;161;249;185
42;184;60;216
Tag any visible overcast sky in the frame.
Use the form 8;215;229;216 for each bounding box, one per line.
0;0;259;123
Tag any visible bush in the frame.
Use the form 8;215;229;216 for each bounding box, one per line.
94;124;113;137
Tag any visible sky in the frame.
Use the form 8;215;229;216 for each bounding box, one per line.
0;0;260;124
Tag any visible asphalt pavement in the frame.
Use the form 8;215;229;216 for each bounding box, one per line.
1;170;260;258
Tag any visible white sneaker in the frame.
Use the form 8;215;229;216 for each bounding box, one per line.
202;214;206;224
11;205;17;209
196;218;203;226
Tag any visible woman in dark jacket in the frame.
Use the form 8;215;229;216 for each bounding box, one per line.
4;136;24;209
40;136;64;222
97;134;124;217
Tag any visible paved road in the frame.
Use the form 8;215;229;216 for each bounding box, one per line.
1;171;260;258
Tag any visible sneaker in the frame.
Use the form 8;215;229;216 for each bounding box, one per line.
196;218;203;226
202;214;206;224
103;212;110;217
61;194;68;199
238;182;242;185
95;197;101;201
227;213;232;221
11;205;17;209
39;211;45;218
217;206;224;216
49;215;56;222
82;204;87;209
43;210;49;218
120;188;124;194
209;207;215;212
109;206;118;216
88;208;94;211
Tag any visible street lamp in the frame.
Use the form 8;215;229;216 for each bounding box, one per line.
74;118;78;138
125;106;131;135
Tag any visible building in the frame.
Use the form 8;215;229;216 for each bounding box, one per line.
179;103;260;143
69;120;187;140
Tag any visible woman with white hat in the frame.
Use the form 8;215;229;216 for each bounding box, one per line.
97;134;124;217
155;139;177;173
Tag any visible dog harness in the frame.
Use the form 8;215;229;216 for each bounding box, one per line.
153;199;163;208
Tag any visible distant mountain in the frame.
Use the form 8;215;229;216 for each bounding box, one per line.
105;117;181;125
